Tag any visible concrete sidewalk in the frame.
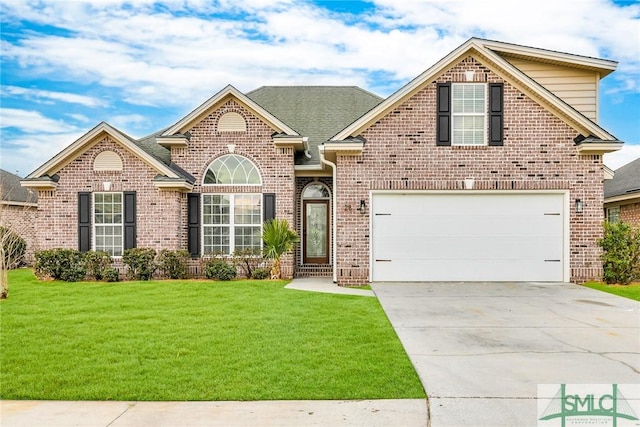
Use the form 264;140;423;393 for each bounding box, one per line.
1;399;427;427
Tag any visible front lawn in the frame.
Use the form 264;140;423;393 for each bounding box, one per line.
582;281;640;301
0;269;424;401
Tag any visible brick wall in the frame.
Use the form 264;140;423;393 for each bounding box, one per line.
620;202;640;226
172;99;296;278
335;56;604;284
0;203;37;264
34;138;183;253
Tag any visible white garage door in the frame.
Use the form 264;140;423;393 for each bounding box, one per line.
371;193;565;282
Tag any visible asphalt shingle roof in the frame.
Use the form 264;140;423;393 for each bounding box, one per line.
1;169;38;204
604;157;640;199
246;86;383;165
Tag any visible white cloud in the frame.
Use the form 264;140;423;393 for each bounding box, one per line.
0;108;79;134
1;86;107;107
603;145;640;170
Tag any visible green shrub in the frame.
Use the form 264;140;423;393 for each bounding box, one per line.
122;248;157;281
598;221;640;285
34;248;86;282
84;251;112;280
251;267;269;280
157;249;190;279
204;258;237;281
103;267;120;282
1;226;27;269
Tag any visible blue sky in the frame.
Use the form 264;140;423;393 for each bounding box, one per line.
1;0;639;177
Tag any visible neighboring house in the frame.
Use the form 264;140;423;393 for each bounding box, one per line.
22;38;623;284
604;157;640;226
1;169;38;263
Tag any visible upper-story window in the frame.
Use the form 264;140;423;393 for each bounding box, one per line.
452;83;486;146
437;81;503;147
203;154;261;185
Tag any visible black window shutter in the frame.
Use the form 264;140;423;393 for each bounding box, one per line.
78;192;91;252
263;193;276;223
187;193;201;257
436;83;451;146
123;191;137;250
489;83;504;146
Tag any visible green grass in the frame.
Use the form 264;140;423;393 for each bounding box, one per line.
0;269;424;401
582;281;640;301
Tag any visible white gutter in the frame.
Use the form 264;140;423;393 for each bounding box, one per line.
318;145;338;283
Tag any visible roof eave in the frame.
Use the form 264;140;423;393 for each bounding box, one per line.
162;85;299;137
576;142;623;155
25;122;181;180
604;192;640;204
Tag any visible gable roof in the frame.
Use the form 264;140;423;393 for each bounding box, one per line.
604;157;640;201
246;86;383;165
24;122;182;181
1;169;37;205
332;37;620;144
161;85;299;137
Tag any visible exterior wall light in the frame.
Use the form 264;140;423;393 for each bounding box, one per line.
358;199;366;214
575;199;583;213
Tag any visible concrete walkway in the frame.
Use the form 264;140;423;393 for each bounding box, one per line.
372;281;640;427
285;277;375;296
0;399;427;427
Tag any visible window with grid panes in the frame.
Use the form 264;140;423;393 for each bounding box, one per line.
202;194;262;255
93;192;123;256
452;83;486;146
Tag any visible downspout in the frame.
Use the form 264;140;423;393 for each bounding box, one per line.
318;145;338;283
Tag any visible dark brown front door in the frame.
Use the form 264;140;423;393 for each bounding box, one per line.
303;200;329;264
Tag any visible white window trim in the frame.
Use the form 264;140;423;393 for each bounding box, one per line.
92;192;124;257
202;154;262;186
451;83;487;147
201;193;263;256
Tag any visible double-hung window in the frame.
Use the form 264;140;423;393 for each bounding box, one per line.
93;192;123;256
201;154;264;256
452;83;486;146
202;194;262;255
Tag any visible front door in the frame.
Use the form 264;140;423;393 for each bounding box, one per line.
303;200;329;264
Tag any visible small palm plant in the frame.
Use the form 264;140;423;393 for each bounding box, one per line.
262;219;300;279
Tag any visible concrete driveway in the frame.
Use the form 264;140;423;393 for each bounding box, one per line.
371;282;640;427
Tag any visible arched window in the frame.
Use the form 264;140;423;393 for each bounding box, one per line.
93;150;123;171
203;154;261;185
302;183;330;199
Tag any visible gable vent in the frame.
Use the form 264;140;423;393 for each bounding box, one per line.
93;150;123;171
218;112;247;132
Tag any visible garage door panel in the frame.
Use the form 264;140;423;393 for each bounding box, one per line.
373;215;561;239
374;258;562;282
371;193;565;282
373;236;563;260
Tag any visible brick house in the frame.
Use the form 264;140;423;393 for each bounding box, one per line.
22;38;623;284
604;158;640;226
1;169;38;263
